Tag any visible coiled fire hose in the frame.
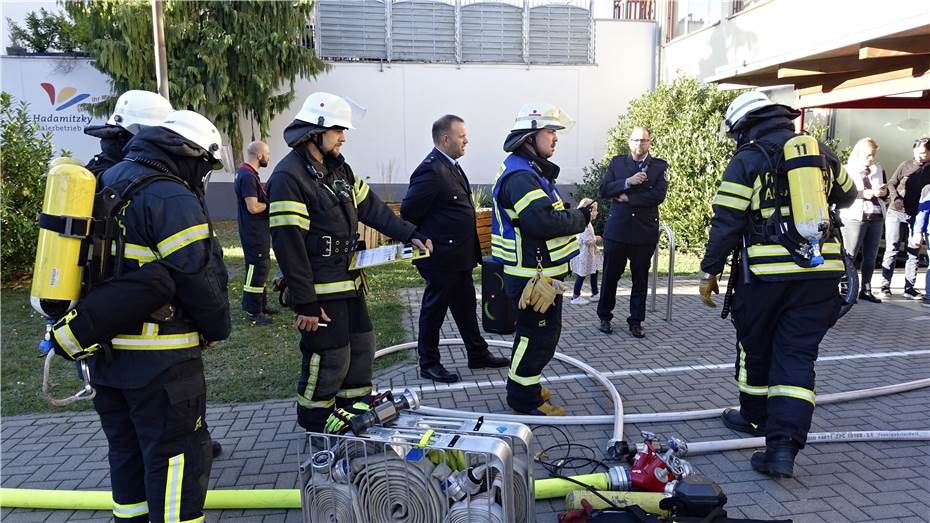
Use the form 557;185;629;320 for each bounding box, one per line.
444;476;506;523
349;450;449;522
304;450;360;522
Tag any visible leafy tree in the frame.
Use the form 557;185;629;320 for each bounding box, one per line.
6;8;78;53
573;77;742;253
1;93;54;279
65;0;325;161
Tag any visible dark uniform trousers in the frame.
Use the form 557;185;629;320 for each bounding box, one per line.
503;274;563;412
94;358;212;523
597;239;655;326
730;277;843;447
241;257;270;314
295;297;375;432
416;267;488;369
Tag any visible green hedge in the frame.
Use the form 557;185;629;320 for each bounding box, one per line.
1;93;53;279
573;77;742;254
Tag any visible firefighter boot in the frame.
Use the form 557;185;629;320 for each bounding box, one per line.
750;439;799;478
721;408;765;437
514;401;565;416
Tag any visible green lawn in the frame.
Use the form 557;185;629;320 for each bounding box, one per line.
0;220;418;417
1;221;701;417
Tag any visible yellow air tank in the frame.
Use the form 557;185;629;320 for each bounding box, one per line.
30;159;96;319
784;134;830;266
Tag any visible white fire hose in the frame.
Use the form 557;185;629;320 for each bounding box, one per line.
377;339;930;454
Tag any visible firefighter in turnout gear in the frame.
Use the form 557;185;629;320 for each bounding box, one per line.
267;92;432;433
699;91;856;478
46;109;231;521
83;90;174;177
491;102;592;416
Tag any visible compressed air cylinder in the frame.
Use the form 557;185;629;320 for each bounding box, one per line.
784;134;830;266
30;160;96;319
564;490;669;517
482;256;516;334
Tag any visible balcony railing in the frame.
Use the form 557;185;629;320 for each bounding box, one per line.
614;0;655;20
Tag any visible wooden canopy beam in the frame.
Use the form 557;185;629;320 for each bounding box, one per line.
859;35;930;59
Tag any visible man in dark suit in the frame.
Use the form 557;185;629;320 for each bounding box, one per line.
596;127;668;338
401;115;509;383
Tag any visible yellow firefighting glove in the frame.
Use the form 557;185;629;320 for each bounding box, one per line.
699;273;719;308
531;277;564;314
518;275;540;310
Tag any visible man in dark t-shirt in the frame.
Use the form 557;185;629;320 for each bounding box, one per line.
235;141;274;324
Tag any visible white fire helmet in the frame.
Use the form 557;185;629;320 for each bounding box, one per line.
510;102;575;132
294;92;367;129
158;110;224;169
107;90;173;134
723;91;776;132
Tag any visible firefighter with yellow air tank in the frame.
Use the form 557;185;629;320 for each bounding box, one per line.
699;91;856;478
491;102;593;416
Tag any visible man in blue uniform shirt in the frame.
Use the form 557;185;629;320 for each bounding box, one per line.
235;140;275;324
401;114;509;383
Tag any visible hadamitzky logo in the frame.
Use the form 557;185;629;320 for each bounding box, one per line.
40;83;90;111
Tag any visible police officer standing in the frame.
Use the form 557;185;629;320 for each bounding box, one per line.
401;114;509;383
235;140;276;324
491;103;591;416
49;109;231;522
596;127;668;338
699;91;855;477
267;92;432;433
83;90;173;177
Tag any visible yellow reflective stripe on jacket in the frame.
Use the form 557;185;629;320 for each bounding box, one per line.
270;200;309;216
508;336;541;386
164;453;184;523
503;263;568;278
548;235;580;261
113;500;148;519
750;176;763;210
491;245;517;262
749;259;844;275
314;278;361;294
491;234;515;247
53;311;85;357
337;386;372;398
157;224;211;258
354;177;371;205
747;242;841;257
111;332;200;351
713;194;751;211
760;206;792;218
834;166;853;192
301;353;321;403
270;215;310;230
719;181;753;199
513;189;548;215
113;243;158;263
769;384;816;405
297;396;335;409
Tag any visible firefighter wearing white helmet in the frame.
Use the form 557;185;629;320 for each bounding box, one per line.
47;108;231;522
491;102;592;416
699;91;856;478
267;91;432;434
83;90;173;177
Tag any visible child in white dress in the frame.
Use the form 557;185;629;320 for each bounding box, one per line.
570;198;603;305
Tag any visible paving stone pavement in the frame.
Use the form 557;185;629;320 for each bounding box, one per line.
2;277;928;522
